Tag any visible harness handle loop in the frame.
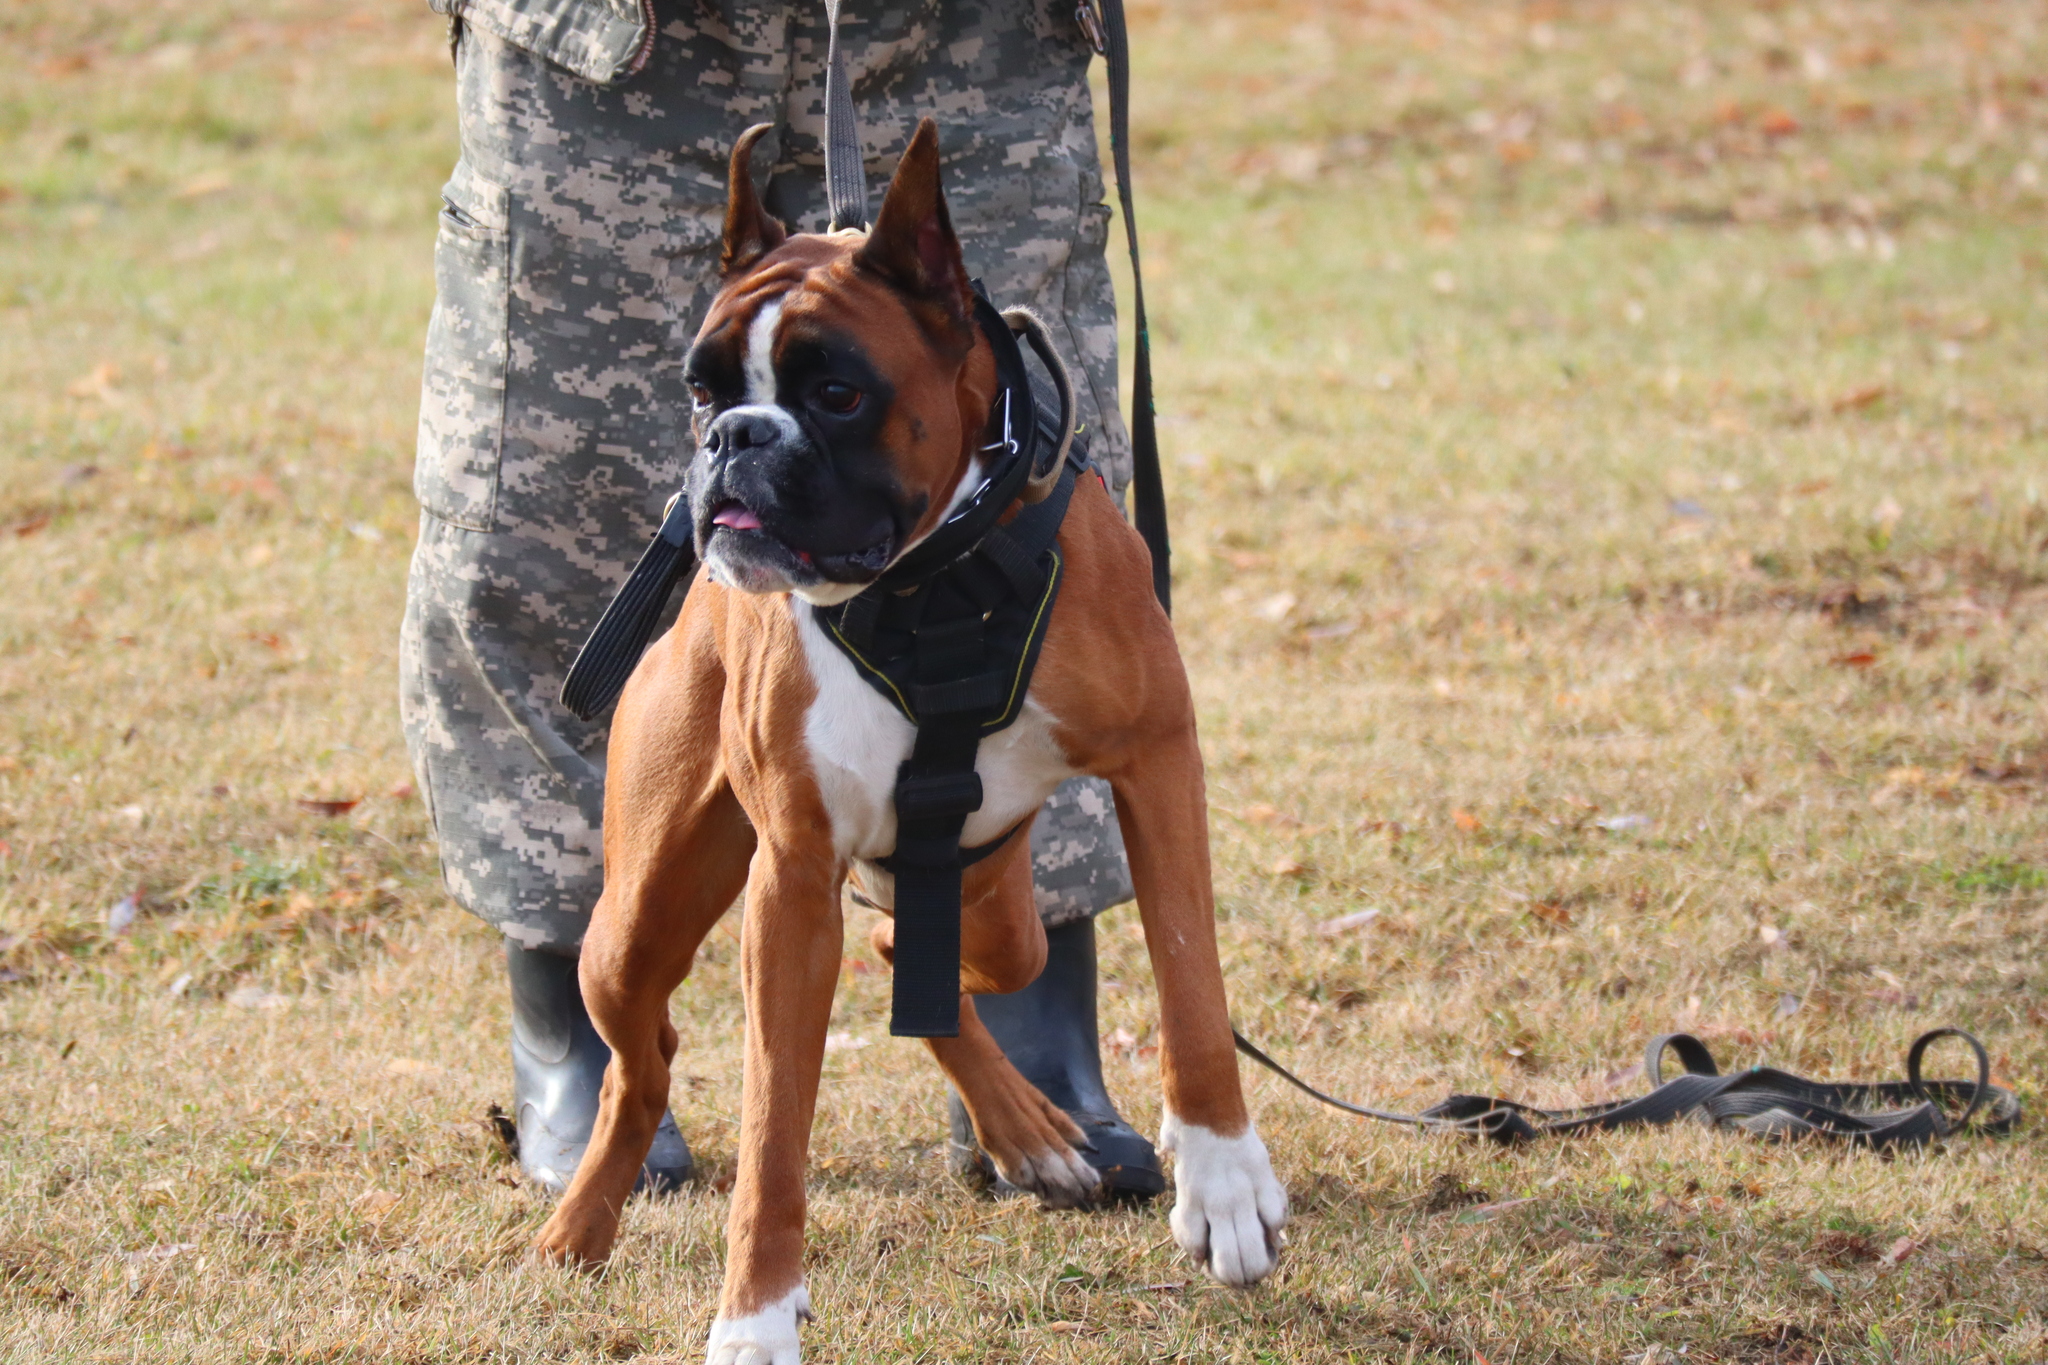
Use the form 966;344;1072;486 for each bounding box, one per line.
1906;1027;1992;1135
1002;307;1076;505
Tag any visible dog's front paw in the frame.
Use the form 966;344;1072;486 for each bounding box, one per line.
1160;1113;1288;1287
705;1285;809;1365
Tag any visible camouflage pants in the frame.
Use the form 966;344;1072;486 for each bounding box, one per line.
400;0;1133;955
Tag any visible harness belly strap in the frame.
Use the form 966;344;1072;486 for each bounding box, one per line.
818;455;1083;1037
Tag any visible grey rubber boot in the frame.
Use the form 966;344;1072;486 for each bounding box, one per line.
507;940;692;1195
956;917;1165;1202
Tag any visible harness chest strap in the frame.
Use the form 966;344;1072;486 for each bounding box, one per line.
818;455;1084;1038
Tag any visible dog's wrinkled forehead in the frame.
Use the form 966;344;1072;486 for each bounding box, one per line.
688;240;943;419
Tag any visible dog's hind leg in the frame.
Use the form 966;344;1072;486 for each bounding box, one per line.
1107;726;1288;1287
533;609;753;1270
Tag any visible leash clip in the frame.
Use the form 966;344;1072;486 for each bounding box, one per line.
1075;0;1108;56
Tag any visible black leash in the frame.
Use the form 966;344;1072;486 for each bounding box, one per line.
1232;1026;2021;1149
822;0;867;233
1087;0;1172;613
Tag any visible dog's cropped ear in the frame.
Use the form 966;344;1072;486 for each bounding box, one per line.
721;123;787;277
855;118;972;343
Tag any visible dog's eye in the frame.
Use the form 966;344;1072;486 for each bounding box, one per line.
688;383;713;409
814;381;862;415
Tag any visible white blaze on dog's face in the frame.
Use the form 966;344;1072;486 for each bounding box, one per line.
684;120;998;606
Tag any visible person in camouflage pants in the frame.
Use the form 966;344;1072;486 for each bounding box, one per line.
400;0;1162;1199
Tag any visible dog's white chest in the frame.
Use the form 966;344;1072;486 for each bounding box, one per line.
792;600;1073;869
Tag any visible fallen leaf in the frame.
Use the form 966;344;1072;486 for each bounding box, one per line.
66;362;120;399
1831;651;1878;668
9;514;53;537
1454;1196;1538;1223
1253;591;1297;622
106;893;141;935
226;986;290;1011
121;1243;196;1263
1269;857;1307;877
1318;908;1381;937
355;1188;402;1219
1451;808;1483;833
296;798;360;817
1881;1236;1925;1268
1793;478;1833;495
1759;108;1801;137
1831;383;1890;413
1529;901;1573;927
176;170;233;200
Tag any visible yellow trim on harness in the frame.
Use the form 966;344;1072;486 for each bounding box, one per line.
821;547;1063;732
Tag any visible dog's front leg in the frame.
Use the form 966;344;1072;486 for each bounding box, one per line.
705;846;841;1365
1109;727;1288;1288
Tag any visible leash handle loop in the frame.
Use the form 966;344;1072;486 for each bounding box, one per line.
1906;1027;1993;1134
1644;1032;1722;1088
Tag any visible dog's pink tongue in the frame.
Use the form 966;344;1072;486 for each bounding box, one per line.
713;505;762;531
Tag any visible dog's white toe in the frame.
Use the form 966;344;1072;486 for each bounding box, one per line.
705;1285;809;1365
1160;1112;1288;1287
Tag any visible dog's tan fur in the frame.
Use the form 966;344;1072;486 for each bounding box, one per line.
530;119;1281;1359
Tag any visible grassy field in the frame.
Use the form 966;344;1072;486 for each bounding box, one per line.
4;1;2047;1360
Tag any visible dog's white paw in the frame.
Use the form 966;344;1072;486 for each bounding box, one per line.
705;1285;809;1365
993;1142;1102;1210
1160;1113;1288;1287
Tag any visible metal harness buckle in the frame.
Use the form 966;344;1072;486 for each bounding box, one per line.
977;387;1016;458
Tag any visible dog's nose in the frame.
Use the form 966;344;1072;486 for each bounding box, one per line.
704;410;780;460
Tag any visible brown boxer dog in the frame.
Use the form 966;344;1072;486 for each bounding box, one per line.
531;118;1286;1364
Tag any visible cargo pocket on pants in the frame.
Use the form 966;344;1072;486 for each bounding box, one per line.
415;159;511;532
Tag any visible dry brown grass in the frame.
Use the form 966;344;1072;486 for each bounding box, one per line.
4;1;2046;1361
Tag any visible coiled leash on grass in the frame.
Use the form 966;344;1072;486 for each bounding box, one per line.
1231;1027;2021;1150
